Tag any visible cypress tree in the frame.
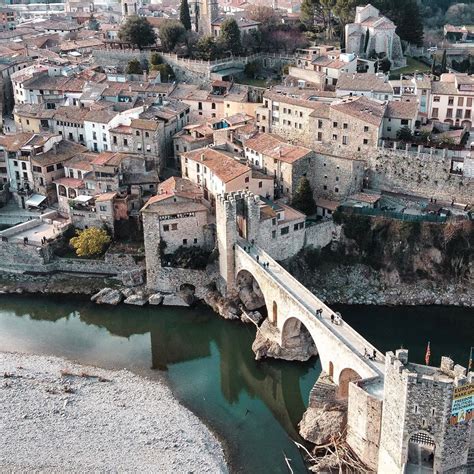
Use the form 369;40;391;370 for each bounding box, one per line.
180;0;192;31
441;49;447;74
220;18;242;55
431;57;436;75
292;177;316;216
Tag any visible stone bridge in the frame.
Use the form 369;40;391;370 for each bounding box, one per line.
214;191;473;473
234;241;385;396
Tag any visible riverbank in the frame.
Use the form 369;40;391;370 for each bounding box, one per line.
1;269;472;309
0;351;227;473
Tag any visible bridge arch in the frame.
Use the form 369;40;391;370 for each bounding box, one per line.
336;368;362;399
235;269;269;315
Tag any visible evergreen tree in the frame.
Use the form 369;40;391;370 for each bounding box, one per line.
118;16;156;49
292;177;316;216
431;57;437;75
300;0;315;28
363;28;370;53
220;18;241;55
126;58;143;74
180;0;192;31
441;49;447;73
159;20;186;52
378;56;391;73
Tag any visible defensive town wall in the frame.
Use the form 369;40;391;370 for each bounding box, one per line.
368;148;474;204
92;50;295;84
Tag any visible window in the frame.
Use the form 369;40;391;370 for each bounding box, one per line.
448;97;454;106
163;224;169;231
317;132;323;141
401;119;409;125
343;123;348;129
145;132;149;137
171;223;178;230
458;97;464;107
245;176;249;183
211;103;216;110
465;110;471;119
293;223;299;231
342;136;348;145
183;239;187;245
56;163;63;170
280;226;289;235
193;238;198;244
32;165;41;173
387;127;392;132
363;139;368;145
272;230;276;238
433;96;440;102
335;176;339;182
136;130;140;136
46;165;54;173
318;120;323;129
113;136;117;144
431;408;435;416
447;109;453;118
332;134;338;141
92;132;97;140
124;139;128;146
102;134;107;142
196;163;200;172
272;218;276;225
258;181;262;188
99;205;107;212
334;187;339;193
333;121;338;128
364;126;369;132
432;107;439;118
21;162;26;170
467;98;472;107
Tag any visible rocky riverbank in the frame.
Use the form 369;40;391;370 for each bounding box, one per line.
284;262;474;308
0;351;227;473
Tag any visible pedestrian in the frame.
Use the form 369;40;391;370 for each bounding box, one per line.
251;239;255;246
331;314;334;324
256;255;259;263
364;348;368;358
373;349;376;361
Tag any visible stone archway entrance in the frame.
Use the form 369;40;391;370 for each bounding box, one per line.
407;432;435;470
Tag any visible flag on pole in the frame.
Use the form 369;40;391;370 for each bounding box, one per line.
425;342;431;365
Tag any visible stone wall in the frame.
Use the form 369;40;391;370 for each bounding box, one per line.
346;378;383;471
304;220;339;249
145;263;220;298
367;148;474;204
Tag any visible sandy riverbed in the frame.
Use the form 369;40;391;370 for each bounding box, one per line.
0;351;227;473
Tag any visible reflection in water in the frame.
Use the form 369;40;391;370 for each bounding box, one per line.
0;296;315;473
1;296;472;473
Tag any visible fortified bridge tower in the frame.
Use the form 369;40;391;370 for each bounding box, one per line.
215;191;474;472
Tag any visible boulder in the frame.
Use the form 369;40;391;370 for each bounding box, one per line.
238;285;265;311
241;310;263;325
252;319;318;362
148;293;164;305
202;287;240;320
162;294;190;307
124;294;148;306
91;288;123;305
120;287;134;298
299;405;346;445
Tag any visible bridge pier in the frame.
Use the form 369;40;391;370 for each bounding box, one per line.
252;318;318;362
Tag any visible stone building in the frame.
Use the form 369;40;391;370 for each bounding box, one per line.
345;4;405;68
189;0;218;35
377;350;473;473
257;93;385;152
336;72;394;101
382;99;418;140
181;146;274;207
141;176;215;289
243;132;314;200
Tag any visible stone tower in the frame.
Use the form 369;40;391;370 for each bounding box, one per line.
189;0;218;36
215;191;261;293
122;0;140;18
378;349;473;473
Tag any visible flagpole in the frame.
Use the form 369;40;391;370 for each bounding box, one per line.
468;346;473;372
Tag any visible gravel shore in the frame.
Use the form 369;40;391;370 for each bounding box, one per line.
0;351;227;473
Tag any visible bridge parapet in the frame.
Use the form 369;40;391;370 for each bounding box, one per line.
234;241;384;385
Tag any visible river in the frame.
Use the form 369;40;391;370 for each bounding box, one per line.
0;295;472;473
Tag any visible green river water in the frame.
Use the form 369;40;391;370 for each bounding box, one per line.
0;295;472;473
